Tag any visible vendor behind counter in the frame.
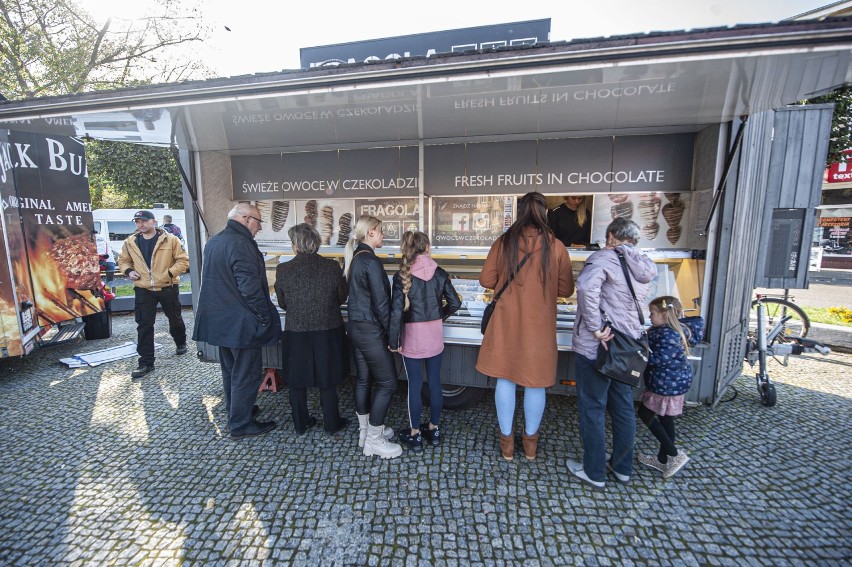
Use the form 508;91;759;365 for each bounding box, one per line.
548;195;592;248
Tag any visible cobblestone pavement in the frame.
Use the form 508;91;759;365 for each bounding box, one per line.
0;311;850;566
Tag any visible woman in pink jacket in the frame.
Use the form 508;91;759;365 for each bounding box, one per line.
389;231;461;451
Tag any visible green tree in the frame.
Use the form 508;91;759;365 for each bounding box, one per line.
0;0;207;209
0;0;207;99
804;87;852;164
87;140;183;209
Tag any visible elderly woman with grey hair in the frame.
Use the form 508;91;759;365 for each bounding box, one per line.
567;217;656;489
275;223;350;435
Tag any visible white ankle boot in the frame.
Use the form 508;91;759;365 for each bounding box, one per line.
357;413;369;448
357;413;394;448
363;424;402;459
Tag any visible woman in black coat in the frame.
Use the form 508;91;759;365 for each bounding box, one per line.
275;223;349;435
547;195;592;247
343;215;402;459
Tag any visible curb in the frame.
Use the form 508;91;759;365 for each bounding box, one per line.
808;322;852;353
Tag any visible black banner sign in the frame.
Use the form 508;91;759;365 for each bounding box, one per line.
232;147;419;200
7;131;102;326
300;20;550;69
424;134;695;195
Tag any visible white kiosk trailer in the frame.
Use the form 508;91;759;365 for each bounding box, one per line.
2;18;850;406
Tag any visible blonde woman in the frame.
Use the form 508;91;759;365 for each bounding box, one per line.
547;195;591;247
344;215;402;459
389;231;461;451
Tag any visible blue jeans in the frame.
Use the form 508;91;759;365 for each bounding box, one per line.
575;354;636;482
402;353;443;429
495;378;546;436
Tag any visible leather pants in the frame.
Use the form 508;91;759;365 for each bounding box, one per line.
349;321;398;426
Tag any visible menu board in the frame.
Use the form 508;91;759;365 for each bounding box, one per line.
431;196;514;247
354;198;420;245
590;192;692;248
254;198;356;248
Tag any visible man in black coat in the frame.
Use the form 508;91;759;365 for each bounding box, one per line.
192;203;282;439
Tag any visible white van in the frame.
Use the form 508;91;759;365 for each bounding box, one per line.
92;208;187;263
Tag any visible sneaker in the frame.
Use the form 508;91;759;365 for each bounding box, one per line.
663;452;690;478
421;423;441;446
604;453;631;484
131;364;154;378
638;453;667;473
566;458;605;489
398;429;424;452
175;344;188;355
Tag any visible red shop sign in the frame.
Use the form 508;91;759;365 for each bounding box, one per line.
826;149;852;183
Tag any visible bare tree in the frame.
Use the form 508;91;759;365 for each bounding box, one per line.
0;0;209;99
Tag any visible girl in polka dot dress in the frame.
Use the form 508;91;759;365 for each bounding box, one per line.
637;296;704;478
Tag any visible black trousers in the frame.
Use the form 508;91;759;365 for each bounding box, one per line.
219;346;263;433
289;386;343;433
349;321;398;426
134;285;186;366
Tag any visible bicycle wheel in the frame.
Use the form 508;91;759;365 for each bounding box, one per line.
749;298;810;343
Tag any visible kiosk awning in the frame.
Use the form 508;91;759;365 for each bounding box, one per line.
1;18;851;152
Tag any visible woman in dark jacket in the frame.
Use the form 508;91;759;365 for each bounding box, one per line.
389;231;461;451
548;195;592;247
343;215;402;459
275;223;349;435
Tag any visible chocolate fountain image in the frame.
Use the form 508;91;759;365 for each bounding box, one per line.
256;200;271;226
304;200;318;228
666;225;683;245
662;193;686;245
638;193;661;240
271;201;290;232
336;213;353;245
642;223;661;240
319;205;334;245
610;198;634;220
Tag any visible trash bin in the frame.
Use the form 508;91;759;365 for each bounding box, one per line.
83;304;112;340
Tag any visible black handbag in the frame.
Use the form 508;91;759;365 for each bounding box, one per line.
480;252;531;335
594;249;650;387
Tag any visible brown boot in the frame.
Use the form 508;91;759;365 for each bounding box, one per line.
499;431;514;461
522;431;540;460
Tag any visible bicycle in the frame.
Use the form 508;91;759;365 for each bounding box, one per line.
748;292;810;342
745;293;829;407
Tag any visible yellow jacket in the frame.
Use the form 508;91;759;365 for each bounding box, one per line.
118;229;189;290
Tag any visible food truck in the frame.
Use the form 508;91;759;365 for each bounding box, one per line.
0;127;107;358
1;17;849;403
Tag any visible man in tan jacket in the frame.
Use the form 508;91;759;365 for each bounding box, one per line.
118;210;190;378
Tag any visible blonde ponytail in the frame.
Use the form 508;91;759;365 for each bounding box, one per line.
649;295;690;355
344;215;381;279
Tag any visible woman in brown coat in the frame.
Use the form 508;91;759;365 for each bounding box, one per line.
476;192;575;461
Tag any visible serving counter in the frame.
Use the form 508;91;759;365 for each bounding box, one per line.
257;245;704;407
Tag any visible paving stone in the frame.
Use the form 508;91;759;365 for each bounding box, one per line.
0;310;849;565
